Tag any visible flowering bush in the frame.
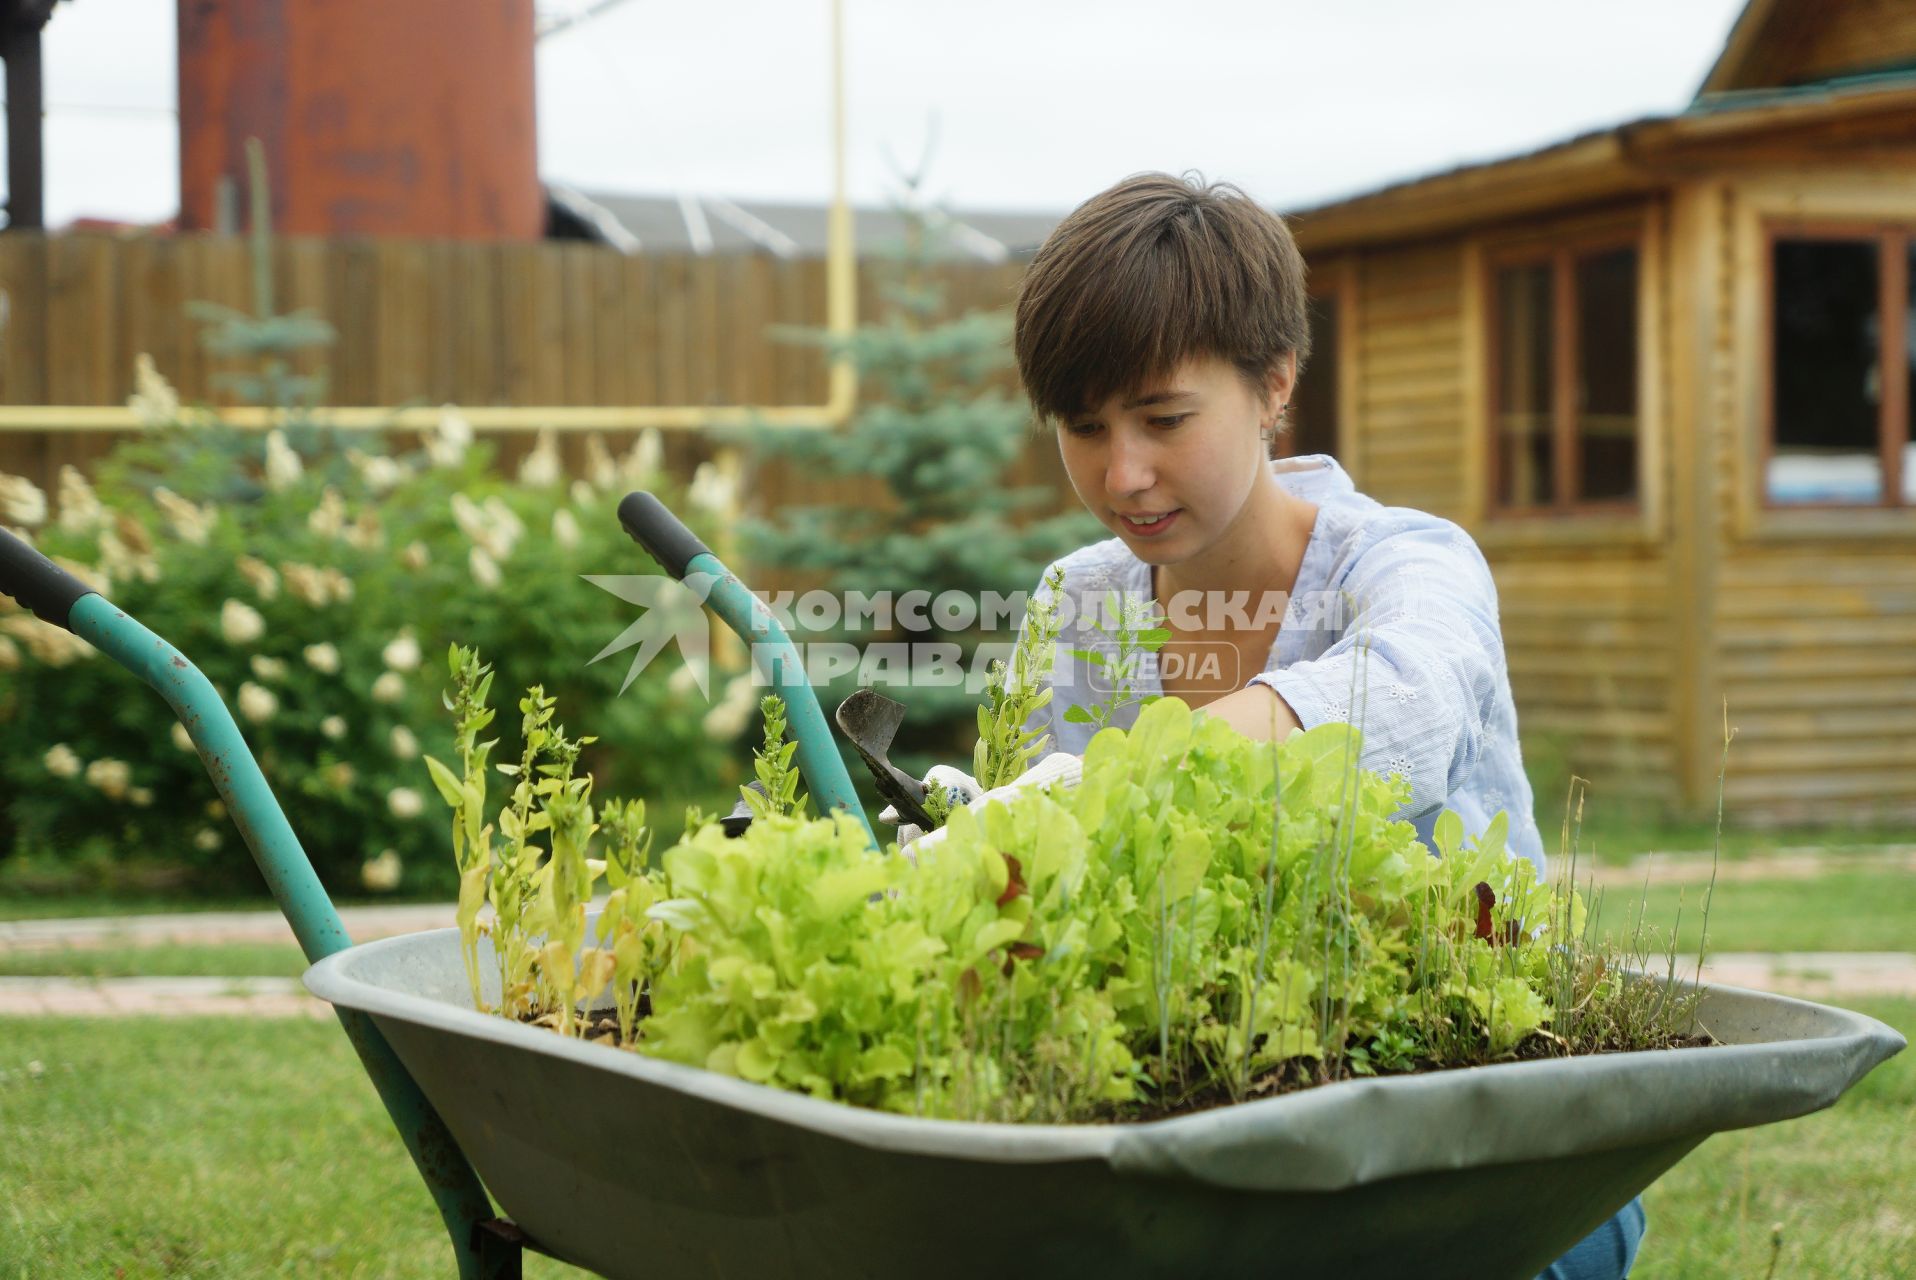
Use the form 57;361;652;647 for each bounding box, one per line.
0;387;739;897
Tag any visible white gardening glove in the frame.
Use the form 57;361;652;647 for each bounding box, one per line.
880;752;1083;858
878;764;986;847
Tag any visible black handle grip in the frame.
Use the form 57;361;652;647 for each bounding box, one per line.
618;491;713;579
0;525;97;627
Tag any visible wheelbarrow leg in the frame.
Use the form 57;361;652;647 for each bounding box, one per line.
474;1220;528;1279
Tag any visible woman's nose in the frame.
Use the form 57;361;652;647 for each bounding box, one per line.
1105;431;1156;497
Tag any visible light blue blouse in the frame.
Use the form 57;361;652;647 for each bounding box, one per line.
1019;455;1546;874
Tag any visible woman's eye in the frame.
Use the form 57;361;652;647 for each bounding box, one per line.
1150;414;1192;429
1067;422;1102;437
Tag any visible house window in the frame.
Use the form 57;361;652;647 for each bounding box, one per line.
1284;290;1341;460
1766;230;1914;506
1488;242;1641;513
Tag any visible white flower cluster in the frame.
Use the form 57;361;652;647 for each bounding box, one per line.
687;458;738;519
584;429;663;493
1;614;94;666
237;682;278;723
701;672;759;741
451;493;524;561
518;429;563;488
263;430;304;492
97;524;160;587
281;562;353;607
153;487;216;545
427;407;473;468
127;354;182;427
56;467;104;535
307;487;347;539
235;555;279;601
382;630;421;673
361;849;403;892
0;472;47;528
221;598;265;646
44;745;149;804
346;448;407;495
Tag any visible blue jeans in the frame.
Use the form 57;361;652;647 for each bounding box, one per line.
1537;1197;1646;1280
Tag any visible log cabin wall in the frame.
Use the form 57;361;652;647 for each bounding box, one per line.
1331;208;1683;825
1347;243;1468;522
1699;162;1916;826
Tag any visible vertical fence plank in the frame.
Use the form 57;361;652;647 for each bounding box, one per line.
592;249;630;409
655;254;690;406
623;253;657;408
560;242;600;409
451;240;503;407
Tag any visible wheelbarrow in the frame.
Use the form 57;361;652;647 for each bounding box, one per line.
0;499;1902;1280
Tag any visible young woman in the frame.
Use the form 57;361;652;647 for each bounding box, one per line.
1003;172;1641;1280
1011;171;1543;872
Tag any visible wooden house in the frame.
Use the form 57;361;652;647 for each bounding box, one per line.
1285;0;1916;826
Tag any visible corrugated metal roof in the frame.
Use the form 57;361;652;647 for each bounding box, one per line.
559;188;1063;259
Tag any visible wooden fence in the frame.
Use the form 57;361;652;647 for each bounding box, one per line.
0;232;1059;507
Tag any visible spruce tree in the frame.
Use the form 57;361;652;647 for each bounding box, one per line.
735;180;1098;782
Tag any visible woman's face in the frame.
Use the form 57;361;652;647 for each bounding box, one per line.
1055;353;1289;565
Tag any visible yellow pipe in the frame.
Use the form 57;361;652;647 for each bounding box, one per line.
0;0;856;437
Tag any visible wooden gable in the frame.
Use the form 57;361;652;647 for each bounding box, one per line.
1700;0;1916;96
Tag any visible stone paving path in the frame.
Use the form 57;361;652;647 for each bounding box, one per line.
1584;845;1916;887
0;975;328;1019
0;901;457;954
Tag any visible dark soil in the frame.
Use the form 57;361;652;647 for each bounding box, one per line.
516;999;1720;1123
1126;1031;1720;1123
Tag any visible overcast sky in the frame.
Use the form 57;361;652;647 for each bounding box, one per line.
20;0;1749;227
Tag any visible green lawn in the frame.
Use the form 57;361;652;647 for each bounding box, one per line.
0;894;278;923
1537;811;1916;866
1586;868;1916;955
1;1002;1908;1279
1636;998;1914;1280
0;941;310;979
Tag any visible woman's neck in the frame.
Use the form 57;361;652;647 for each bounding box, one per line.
1152;470;1317;617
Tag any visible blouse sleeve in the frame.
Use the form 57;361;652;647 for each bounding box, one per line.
1249;520;1506;823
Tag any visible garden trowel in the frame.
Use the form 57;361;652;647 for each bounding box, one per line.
835;688;937;831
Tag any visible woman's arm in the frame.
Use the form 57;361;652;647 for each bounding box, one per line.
1196;682;1303;741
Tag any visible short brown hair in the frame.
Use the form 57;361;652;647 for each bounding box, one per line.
1014;171;1311;425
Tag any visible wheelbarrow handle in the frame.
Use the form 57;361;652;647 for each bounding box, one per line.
0;525;97;627
616;490;878;848
617;491;712;580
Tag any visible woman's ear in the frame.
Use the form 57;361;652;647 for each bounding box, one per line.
1265;352;1298;418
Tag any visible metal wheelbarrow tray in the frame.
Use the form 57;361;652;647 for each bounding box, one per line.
306;923;1901;1280
3;495;1902;1280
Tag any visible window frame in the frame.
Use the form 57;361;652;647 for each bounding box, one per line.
1277;258;1356;468
1484;230;1646;519
1760;220;1913;512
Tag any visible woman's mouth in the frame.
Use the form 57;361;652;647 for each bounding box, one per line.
1117;509;1181;537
